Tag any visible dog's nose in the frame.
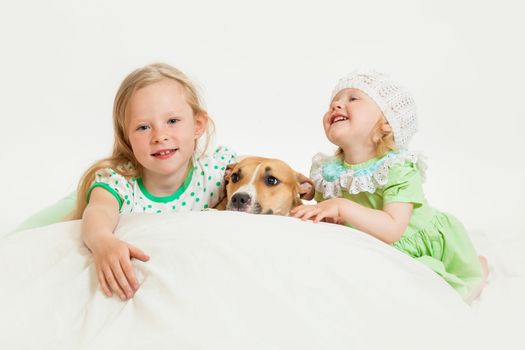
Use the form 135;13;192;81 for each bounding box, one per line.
230;192;251;209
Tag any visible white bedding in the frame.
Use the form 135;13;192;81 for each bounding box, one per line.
0;211;521;349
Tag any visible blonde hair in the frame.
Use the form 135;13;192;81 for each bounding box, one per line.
335;117;396;160
70;63;214;219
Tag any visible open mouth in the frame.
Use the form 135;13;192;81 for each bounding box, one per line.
151;148;178;159
330;114;349;125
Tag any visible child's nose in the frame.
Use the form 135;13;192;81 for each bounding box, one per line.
152;130;168;143
331;100;343;110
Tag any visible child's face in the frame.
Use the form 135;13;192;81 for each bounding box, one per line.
323;88;383;150
126;78;207;180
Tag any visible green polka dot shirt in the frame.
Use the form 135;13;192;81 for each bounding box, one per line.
87;146;236;214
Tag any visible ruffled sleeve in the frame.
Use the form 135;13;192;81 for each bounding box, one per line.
310;153;344;200
382;162;425;207
87;168;134;212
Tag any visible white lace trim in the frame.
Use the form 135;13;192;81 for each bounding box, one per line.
311;150;426;199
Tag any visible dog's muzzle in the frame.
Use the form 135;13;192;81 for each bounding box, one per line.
229;192;251;210
227;192;262;213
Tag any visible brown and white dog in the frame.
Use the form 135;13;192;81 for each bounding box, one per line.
216;157;315;215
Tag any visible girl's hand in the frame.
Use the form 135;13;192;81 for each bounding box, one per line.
81;187;150;300
292;197;413;244
291;198;345;224
90;236;150;300
322;216;345;225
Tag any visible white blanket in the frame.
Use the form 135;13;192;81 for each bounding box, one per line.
0;211;501;349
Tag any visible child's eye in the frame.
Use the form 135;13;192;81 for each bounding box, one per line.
136;125;149;131
168;118;179;125
349;96;358;102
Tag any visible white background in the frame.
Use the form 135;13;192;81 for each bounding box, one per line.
0;0;523;235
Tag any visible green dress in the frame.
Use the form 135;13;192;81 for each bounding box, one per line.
310;150;484;299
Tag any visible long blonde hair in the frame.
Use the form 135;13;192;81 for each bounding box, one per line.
70;63;215;219
335;117;396;160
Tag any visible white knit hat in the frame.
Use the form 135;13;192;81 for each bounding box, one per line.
331;69;418;149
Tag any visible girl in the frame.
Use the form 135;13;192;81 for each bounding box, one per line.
72;63;236;301
291;70;488;303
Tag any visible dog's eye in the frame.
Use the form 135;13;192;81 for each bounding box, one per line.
231;173;240;183
265;175;280;186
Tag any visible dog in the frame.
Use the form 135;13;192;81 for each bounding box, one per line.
216;157;315;215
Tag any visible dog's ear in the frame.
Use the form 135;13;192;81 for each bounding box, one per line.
296;173;315;200
224;163;237;182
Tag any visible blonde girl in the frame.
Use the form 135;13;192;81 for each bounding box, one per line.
73;63;235;301
292;70;488;302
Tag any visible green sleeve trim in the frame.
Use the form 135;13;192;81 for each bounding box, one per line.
137;163;194;203
87;183;123;210
12;192;77;232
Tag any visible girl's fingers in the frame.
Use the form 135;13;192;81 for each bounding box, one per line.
120;257;139;291
290;205;305;215
292;205;337;224
128;244;150;262
112;261;133;299
98;269;112;297
298;210;312;220
292;205;316;218
293;206;316;220
291;207;305;218
301;208;319;221
313;212;326;223
103;265;126;300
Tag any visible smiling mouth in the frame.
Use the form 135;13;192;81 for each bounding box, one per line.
151;148;178;157
330;114;349;124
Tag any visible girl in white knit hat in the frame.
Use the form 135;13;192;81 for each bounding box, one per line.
291;70;488;302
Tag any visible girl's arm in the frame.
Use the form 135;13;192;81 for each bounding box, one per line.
291;198;413;244
82;187;149;300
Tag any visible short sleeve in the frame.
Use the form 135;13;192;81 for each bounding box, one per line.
382;162;425;206
87;168;133;211
202;145;237;181
210;145;237;168
194;146;237;208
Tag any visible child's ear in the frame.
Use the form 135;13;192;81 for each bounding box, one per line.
372;123;392;143
194;112;208;139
